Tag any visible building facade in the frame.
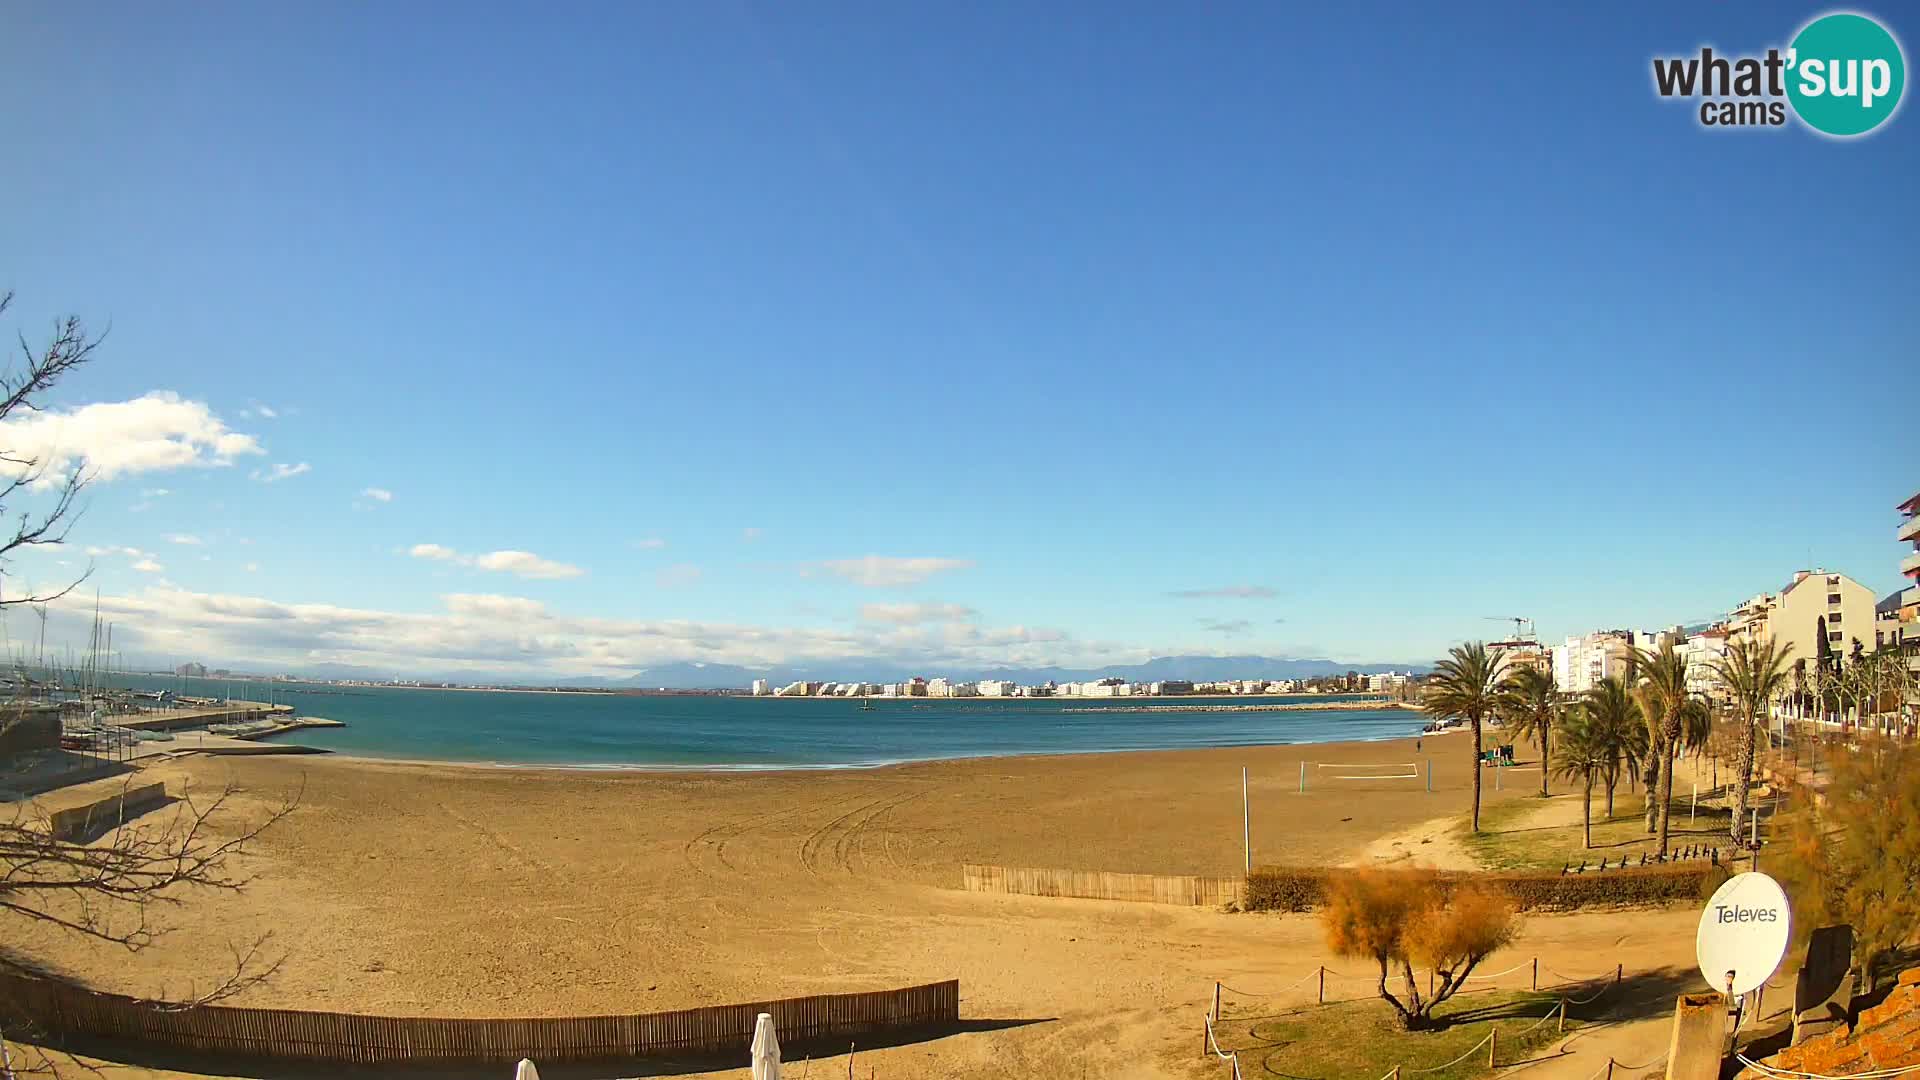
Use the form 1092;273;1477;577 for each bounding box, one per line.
1900;491;1920;675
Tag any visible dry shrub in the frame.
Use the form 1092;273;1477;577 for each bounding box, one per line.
1320;868;1520;1030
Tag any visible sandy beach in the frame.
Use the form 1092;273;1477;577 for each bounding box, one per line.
3;733;1713;1079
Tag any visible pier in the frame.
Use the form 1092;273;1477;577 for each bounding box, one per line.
112;700;297;732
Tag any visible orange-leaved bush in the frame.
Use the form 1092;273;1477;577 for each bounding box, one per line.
1321;868;1520;1030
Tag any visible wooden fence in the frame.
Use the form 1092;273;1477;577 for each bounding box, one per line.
0;972;959;1066
963;863;1242;906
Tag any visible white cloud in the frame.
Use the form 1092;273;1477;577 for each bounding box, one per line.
408;543;585;580
655;563;702;588
633;537;668;550
360;487;393;503
164;533;204;546
0;392;263;486
49;585;1110;678
257;405;278;419
860;602;977;624
1169;585;1278;599
804;556;974;588
243;562;259;573
130;558;164;574
140;488;171;498
742;527;763;542
86;545;154;560
251;462;311;483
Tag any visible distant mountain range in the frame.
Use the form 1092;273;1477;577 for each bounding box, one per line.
168;655;1426;690
552;655;1423;690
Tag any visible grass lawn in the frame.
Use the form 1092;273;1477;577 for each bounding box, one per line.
1461;788;1760;873
1212;988;1577;1080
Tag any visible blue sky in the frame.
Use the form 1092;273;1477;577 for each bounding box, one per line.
1;2;1914;677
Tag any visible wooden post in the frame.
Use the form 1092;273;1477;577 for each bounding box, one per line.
1299;760;1306;794
1531;957;1538;991
1488;1027;1498;1067
1557;999;1566;1033
1213;982;1221;1022
849;1043;856;1080
1427;759;1432;792
1605;1059;1614;1079
1242;767;1251;874
1616;963;1623;985
1317;966;1325;1005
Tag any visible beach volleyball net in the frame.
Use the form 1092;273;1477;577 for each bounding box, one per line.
1310;761;1421;781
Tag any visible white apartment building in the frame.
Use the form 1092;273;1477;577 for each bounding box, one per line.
926;678;952;698
750;679;769;696
1726;569;1877;664
774;680;808;697
1898;492;1920;677
977;680;1013;697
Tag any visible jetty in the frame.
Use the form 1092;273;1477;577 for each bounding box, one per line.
112;700;296;732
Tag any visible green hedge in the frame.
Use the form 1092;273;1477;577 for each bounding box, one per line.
1243;861;1725;913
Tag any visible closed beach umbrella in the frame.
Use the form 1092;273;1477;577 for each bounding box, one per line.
751;1011;781;1080
514;1059;540;1080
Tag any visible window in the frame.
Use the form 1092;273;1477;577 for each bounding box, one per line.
1828;594;1842;605
1829;631;1843;642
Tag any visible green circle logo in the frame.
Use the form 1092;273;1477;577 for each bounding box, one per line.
1787;12;1906;136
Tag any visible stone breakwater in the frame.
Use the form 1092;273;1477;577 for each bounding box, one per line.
1059;700;1419;714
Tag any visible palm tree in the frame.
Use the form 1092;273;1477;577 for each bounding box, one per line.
1497;665;1558;798
1709;638;1792;850
1630;640;1696;856
1552;705;1612;848
1424;642;1507;833
1581;675;1642;818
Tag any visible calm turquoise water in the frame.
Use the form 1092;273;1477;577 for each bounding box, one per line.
108;677;1423;768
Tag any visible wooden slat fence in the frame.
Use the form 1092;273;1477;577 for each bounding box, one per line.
0;973;958;1066
963;863;1242;906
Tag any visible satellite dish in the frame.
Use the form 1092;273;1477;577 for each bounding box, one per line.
1696;871;1791;996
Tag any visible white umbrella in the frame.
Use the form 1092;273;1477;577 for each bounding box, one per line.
751;1011;782;1080
514;1059;540;1080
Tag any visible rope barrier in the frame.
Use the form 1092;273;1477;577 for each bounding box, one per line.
1463;959;1535;980
1736;1055;1920;1079
1610;1054;1670;1073
1563;981;1615;1006
1207;967;1628;1078
1202;1011;1246;1080
1546;966;1622;984
1405;1030;1495;1074
1512;999;1567;1035
1216;968;1326;999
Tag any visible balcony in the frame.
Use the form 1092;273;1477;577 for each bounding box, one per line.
1906;550;1920;578
1901;513;1920;544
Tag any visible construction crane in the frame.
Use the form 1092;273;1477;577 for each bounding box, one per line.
1483;616;1536;642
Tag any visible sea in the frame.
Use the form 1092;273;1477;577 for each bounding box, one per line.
107;676;1426;769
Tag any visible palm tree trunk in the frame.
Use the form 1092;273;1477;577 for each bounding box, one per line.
1656;728;1677;855
1540;726;1550;798
1470;716;1483;832
1605;775;1616;818
1732;711;1757;848
1583;777;1593;848
1644;756;1660;833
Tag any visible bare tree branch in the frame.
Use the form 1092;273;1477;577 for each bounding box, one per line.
0;290;103;608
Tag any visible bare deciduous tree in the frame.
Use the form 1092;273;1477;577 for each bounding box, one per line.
0;291;102;612
0;293;298;1074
